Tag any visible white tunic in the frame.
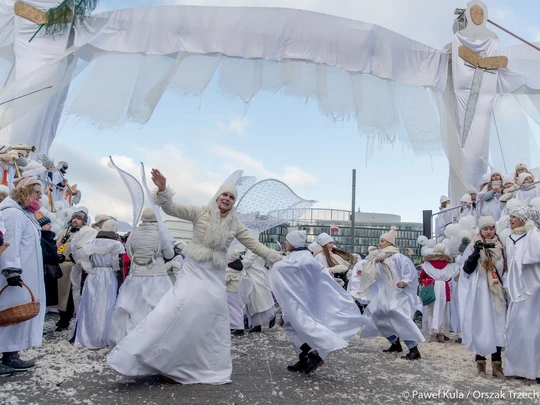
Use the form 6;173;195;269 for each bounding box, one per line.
242;251;275;326
268;250;368;359
0;197;45;353
75;238;124;349
504;228;540;379
477;187;502;221
435;209;453;242
459;247;507;356
514;185;540;205
360;253;425;343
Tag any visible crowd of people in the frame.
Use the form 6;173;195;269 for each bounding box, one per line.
0;164;539;388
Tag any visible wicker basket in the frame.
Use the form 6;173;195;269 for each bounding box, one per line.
0;283;41;327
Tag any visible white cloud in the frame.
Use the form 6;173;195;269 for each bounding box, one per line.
210;144;318;190
216;116;250;136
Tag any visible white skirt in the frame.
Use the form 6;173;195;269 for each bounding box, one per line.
246;306;276;328
108;274;173;347
227;291;244;330
75;268;118;349
107;258;232;385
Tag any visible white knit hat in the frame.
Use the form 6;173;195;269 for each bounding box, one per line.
478;215;496;231
468;188;478;195
307;242;319;252
516;162;528;171
380;226;397;246
101;219;118;233
460;194;472;204
317;232;334;246
481;173;490;184
286;230;307;248
213;183;238;202
503;174;514;185
141;207;157;223
432;243;446;255
95;214;115;225
439;195;450;204
517;172;534;186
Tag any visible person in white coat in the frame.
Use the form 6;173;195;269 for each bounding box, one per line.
456;194;474;221
514;173;540;205
315;233;353;287
504;204;540;383
108;208;174;346
435;196;453;242
242;249;276;333
225;250;247;336
477;171;504;221
75;220;125;349
107;169;281;385
268;230;369;374
0;177;44;374
460;215;507;379
359;226;425;360
348;246;378;312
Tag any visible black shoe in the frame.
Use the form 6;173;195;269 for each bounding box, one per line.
456;337;462;344
287;358;308;372
249;325;262;334
401;346;421;360
383;339;403;353
2;352;35;370
269;316;276;329
536;378;540;385
304;352;324;374
444;336;450;341
0;363;15;376
230;329;244;336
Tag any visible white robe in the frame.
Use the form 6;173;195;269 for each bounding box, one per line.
514;185;540;205
0;197;45;353
435;209;453;242
242;251;275;327
107;258;233;385
75;238;124;349
504;228;540;379
268;250;368;359
477;187;502;221
459;247;507;356
360;253;425;343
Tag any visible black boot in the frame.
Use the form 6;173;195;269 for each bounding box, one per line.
383;339;403;353
230;329;244;336
269;316;276;329
0;363;15;376
56;311;72;331
287;343;311;372
401;346;421;360
2;352;35;370
248;325;262;334
304;352;324;374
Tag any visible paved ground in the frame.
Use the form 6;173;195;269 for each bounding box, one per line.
1;314;539;405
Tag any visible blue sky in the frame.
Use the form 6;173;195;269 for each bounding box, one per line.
49;0;540;223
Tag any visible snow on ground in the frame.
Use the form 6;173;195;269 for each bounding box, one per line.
1;314;538;405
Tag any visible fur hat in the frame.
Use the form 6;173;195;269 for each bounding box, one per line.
307;242;319;252
460;194;472;204
72;211;88;225
510;204;540;227
517;172;534;186
101;219;118;233
141;207;157;223
213;183;238;202
503;174;514;185
432;243;446;255
439;195;450;204
380;226;397;246
286;230;307;248
515;162;528;171
478;215;496;231
317;232;334;246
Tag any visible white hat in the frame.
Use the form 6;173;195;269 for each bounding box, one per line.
317;232;334;246
468;188;478;195
95;214;115;225
478;215;496;231
213;183;238;202
307;242;319;252
432;243;446;255
503;174;514;185
460;194;472;204
101;219;118;233
439;195;450;204
515;162;528;171
481;173;491;184
141;207;157;223
517;172;534;186
286;230;307;248
380;226;397;246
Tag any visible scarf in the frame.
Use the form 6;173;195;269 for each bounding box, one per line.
357;246;400;299
473;234;506;313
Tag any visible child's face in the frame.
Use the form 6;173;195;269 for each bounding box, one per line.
42;223;52;231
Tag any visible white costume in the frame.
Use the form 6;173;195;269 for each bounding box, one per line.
107;184;280;384
70;226;98;313
477;186;502;221
225;257;246;331
242;251;276;327
268;236;368;360
0;197;44;353
504;208;540;379
360;250;425;343
109;217;174;347
75;224;124;349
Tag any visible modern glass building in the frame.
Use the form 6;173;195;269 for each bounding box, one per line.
259;208;423;260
